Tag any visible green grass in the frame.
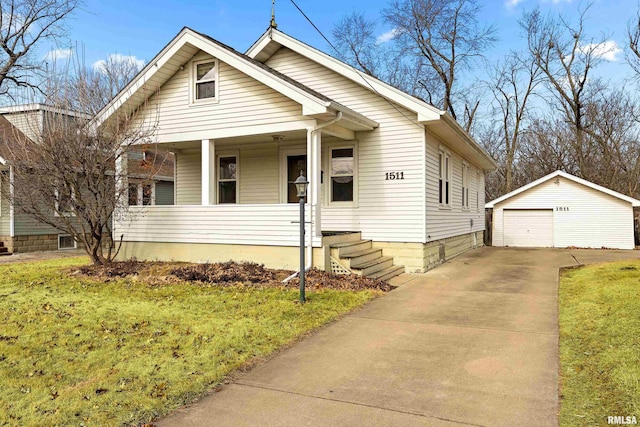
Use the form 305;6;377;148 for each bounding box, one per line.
0;257;380;426
559;260;640;426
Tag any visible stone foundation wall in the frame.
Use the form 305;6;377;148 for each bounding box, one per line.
373;231;485;273
424;231;484;271
0;235;13;253
13;234;59;253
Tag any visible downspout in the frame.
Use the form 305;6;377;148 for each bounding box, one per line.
283;111;343;283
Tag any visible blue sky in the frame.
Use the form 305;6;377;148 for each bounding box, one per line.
41;0;639;80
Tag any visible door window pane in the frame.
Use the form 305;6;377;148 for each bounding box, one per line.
287;155;306;203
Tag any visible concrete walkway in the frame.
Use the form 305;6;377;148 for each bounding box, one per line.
0;249;86;264
157;247;638;427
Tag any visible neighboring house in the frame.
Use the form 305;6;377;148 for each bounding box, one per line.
95;26;496;278
486;170;640;250
0;104;175;254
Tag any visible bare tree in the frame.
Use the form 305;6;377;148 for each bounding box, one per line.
332;12;381;77
520;4;609;180
627;7;640;75
331;11;420;94
487;52;542;193
0;0;81;99
382;0;496;130
2;58;161;265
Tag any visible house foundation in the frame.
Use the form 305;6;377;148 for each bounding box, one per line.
11;234;59;253
373;231;484;273
116;241;326;271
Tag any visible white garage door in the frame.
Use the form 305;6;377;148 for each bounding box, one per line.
503;209;553;247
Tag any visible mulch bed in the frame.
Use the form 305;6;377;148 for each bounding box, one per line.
75;260;393;292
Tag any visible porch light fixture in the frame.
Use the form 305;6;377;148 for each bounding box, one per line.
295;172;309;303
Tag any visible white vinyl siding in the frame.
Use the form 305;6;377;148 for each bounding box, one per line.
491;177;635;250
175;152;202;205
426;132;485;241
239;145;280;204
115;204;321;247
155;181;174;205
175;143;282;206
135;52;308;143
266;47;426;243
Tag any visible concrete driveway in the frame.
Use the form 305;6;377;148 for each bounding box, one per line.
157;247;638;427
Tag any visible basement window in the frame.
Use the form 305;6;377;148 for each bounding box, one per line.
58;234;76;250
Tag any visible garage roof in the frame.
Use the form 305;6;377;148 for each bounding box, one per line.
486;170;640;208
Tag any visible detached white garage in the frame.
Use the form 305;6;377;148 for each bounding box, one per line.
486;171;640;250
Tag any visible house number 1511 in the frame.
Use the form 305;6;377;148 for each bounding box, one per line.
385;172;405;180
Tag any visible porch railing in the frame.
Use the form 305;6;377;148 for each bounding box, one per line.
114;204;320;247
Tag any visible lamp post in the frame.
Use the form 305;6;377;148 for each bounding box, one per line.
294;172;309;303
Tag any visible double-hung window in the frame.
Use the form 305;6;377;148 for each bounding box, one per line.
462;163;469;209
218;155;237;204
439;150;451;206
330;147;355;203
193;59;218;102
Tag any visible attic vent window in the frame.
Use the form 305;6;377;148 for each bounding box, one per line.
194;59;218;101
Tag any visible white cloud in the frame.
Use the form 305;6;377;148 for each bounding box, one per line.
579;40;622;62
505;0;525;8
376;28;400;45
43;48;73;62
93;53;145;73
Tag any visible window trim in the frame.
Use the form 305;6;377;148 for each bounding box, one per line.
128;180;156;206
438;148;451;208
325;143;358;207
216;151;239;204
476;170;480;211
58;234;77;250
54;188;76;217
191;58;219;104
462;161;470;210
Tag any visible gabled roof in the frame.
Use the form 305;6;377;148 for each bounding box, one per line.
246;28;496;170
92;27;377;131
485;170;640;208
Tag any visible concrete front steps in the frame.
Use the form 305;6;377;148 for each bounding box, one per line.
327;232;404;281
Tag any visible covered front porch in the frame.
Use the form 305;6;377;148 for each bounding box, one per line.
114;113;382;272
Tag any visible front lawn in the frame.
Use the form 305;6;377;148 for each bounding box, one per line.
559;259;640;426
0;257;382;426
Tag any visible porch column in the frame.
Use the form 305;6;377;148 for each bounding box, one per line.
311;130;322;237
201;139;215;205
115;147;128;209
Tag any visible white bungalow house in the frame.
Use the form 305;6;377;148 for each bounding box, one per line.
95;26;496;279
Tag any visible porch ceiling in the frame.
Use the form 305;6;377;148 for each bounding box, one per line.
153;128;356;151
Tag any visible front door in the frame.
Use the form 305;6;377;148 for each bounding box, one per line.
286;154;307;203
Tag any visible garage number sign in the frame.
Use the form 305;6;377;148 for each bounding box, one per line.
555;206;570;211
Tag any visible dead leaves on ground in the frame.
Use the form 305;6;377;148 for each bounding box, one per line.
76;260;392;291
